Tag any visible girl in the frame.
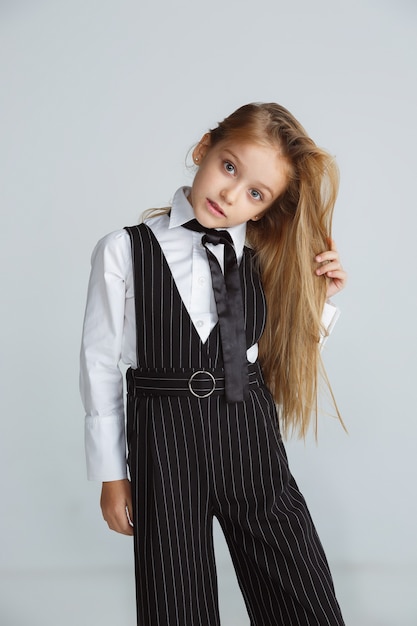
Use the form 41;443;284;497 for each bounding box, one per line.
80;102;347;625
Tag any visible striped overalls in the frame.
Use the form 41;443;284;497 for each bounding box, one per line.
125;224;344;626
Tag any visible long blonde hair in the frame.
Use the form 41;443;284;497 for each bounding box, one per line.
207;103;341;437
145;103;342;437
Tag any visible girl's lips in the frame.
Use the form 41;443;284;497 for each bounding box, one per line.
206;198;225;217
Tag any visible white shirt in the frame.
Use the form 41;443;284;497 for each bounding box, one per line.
80;187;340;481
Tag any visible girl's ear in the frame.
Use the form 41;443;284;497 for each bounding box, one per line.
192;133;211;164
250;208;267;221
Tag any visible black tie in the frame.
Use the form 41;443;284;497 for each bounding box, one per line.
183;219;248;403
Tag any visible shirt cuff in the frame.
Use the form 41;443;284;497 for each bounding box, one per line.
320;300;341;347
85;415;127;482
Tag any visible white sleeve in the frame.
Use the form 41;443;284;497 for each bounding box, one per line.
320;300;341;347
79;230;132;481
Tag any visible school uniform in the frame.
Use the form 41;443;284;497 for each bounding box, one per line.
80;187;344;625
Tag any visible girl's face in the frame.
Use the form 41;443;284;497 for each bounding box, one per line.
189;136;289;229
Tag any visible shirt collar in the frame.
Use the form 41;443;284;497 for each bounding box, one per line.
169;186;247;256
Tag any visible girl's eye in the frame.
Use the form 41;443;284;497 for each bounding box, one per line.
224;161;235;174
250;189;262;201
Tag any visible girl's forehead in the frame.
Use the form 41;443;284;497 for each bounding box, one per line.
213;137;283;157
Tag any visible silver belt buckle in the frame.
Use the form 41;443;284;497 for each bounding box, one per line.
188;370;216;398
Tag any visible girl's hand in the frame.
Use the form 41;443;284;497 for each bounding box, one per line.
100;478;134;536
315;239;347;299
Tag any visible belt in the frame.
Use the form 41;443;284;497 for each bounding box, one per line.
126;362;264;400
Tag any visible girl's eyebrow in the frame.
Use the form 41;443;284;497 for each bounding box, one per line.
224;149;274;198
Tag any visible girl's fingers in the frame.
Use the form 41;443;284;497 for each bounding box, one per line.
326;269;347;282
126;499;134;528
315;260;341;276
104;508;134;535
316;239;338;260
315;242;342;276
315;251;339;264
100;479;134;535
315;239;347;297
325;270;348;297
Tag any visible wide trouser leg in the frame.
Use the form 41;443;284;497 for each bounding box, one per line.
127;394;221;626
205;388;345;626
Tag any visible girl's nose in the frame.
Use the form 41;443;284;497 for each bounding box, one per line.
221;183;239;205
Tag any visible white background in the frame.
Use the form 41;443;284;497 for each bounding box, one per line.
1;0;416;624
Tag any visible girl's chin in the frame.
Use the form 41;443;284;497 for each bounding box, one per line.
195;213;225;230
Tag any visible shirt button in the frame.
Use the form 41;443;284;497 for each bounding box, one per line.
198;276;206;286
196;320;204;328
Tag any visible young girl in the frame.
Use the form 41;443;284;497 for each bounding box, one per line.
80;102;347;625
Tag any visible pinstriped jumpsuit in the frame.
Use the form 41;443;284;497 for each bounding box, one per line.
125;223;344;626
